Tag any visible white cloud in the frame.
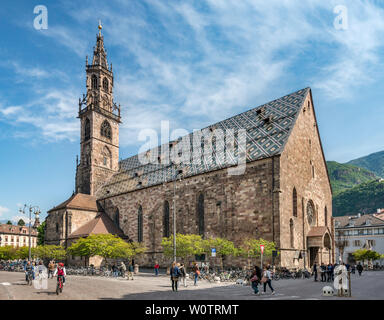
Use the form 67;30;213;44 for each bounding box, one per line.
0;206;10;217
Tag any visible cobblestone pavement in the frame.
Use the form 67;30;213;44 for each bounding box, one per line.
0;270;383;300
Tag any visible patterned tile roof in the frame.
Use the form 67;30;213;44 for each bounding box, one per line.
0;224;37;236
97;88;310;199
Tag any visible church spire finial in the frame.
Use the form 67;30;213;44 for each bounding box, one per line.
98;20;103;36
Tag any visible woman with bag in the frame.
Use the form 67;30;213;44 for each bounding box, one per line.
261;265;275;295
250;266;262;295
170;262;181;292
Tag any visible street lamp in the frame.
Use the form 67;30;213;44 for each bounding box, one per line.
19;204;41;261
171;161;183;263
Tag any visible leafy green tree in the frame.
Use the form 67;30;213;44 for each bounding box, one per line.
32;245;67;261
161;233;205;265
353;249;381;265
15;246;29;259
37;221;46;245
17;219;25;226
0;246;17;260
238;238;278;269
6;221;12;225
202;237;236;270
67;234;144;264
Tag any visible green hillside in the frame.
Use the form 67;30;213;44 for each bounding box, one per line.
326;161;377;195
332;180;384;216
347;150;384;178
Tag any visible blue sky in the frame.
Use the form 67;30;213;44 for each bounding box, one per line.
1;0;384;222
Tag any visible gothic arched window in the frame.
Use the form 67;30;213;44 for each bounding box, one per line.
100;120;112;140
324;206;328;227
197;193;205;237
84;118;91;141
91;75;98;89
102;146;112;168
290;219;294;248
307;200;316;226
163;201;170;238
293;187;297;217
103;78;109;91
114;208;120;228
138;206;143;243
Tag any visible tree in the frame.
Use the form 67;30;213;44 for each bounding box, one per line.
17;219;25;226
0;246;17;260
32;245;67;261
352;249;381;266
161;234;205;265
6;221;12;225
238;238;278;269
15;246;29;259
67;234;143;265
202;237;236;270
37;221;46;245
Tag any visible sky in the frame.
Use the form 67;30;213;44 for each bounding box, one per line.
1;0;384;223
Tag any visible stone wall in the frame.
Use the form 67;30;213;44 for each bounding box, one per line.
101;157;279;268
279;93;333;268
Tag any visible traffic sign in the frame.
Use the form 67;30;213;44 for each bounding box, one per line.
260;245;265;254
211;248;216;257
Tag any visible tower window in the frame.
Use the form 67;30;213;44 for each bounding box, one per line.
103;78;109;91
84;118;91;141
91;75;98;89
163;201;170;238
197;193;205;237
102;146;112;168
138;206;143;243
100;120;112;139
293;187;297;217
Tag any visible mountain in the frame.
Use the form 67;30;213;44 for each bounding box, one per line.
332;180;384;216
347;150;384;178
326;161;378;195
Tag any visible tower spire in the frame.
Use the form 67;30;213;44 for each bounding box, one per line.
92;21;108;69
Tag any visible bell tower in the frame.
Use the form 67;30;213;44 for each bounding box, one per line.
76;22;121;195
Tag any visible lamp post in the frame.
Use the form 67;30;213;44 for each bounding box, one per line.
19;204;40;261
171;162;183;263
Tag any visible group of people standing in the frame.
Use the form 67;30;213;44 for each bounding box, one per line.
250;265;276;296
312;262;335;282
169;262;188;292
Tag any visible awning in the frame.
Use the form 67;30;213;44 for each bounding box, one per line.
307;227;331;248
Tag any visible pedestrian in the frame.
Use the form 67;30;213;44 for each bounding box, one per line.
250;265;262;295
48;260;54;279
327;263;332;282
351;264;356;274
120;261;127;279
128;262;134;280
179;263;187;287
154;261;160;277
356;263;363;276
320;263;326;282
192;262;200;286
170;262;180;292
112;264;118;277
312;262;318;282
261;265;275;295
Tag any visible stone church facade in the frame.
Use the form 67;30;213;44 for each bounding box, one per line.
45;26;334;269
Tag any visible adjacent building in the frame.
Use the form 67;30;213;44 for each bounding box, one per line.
0;224;38;248
334;213;384;264
45;25;334;268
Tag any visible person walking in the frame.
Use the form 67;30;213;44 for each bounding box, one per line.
250;266;262;295
356;263;363;276
170;262;181;292
320;263;326;282
112;264;118;277
128;262;134;280
351;264;356;274
48;260;55;279
154;261;160;277
261;265;275;295
326;263;332;282
192;262;200;286
179;263;187;287
312;262;318;282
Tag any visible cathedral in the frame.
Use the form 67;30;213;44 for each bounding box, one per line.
45;25;335;269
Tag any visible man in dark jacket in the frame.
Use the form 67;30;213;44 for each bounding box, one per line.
312;262;318;281
356;263;363;276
